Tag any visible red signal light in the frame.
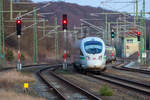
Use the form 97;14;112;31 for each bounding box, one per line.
16;19;22;35
16;20;21;24
136;31;141;41
63;20;67;24
137;31;141;36
62;14;67;30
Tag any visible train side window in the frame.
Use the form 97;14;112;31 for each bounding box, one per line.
80;49;84;56
127;39;133;43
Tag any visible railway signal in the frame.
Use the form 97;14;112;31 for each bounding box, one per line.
16;18;22;70
111;31;115;38
16;18;22;36
136;31;141;41
62;14;68;69
62;14;68;30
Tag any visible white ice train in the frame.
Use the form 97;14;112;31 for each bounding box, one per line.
72;37;107;71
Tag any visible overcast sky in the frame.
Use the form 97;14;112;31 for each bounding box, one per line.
32;0;150;18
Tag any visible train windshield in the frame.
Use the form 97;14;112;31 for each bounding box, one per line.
84;41;102;54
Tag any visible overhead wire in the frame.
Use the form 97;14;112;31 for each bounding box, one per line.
6;3;51;39
100;0;142;13
99;0;144;20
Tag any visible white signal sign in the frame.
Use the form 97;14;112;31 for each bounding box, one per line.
142;52;146;58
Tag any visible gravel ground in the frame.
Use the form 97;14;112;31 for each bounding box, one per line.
106;66;150;86
56;65;150;100
42;69;93;100
32;74;60;100
21;65;61;100
2;61;149;100
0;68;45;100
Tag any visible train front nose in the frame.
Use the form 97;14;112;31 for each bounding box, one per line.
87;60;104;67
86;56;105;69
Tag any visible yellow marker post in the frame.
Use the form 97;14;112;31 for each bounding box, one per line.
24;83;29;89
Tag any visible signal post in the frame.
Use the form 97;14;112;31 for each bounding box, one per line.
16;18;22;70
136;31;141;63
62;14;68;70
111;29;115;64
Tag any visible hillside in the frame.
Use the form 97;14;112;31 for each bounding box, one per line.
37;2;125;29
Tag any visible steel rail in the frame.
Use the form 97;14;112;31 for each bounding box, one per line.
37;64;102;100
36;64;66;100
0;63;51;72
113;66;150;74
50;71;102;100
90;73;150;96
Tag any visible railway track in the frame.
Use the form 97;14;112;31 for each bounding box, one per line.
0;67;15;72
112;66;150;75
0;63;50;72
0;59;62;72
89;73;150;96
111;60;150;75
37;64;102;100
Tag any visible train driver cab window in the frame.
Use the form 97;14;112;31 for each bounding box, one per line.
80;49;84;56
84;41;102;54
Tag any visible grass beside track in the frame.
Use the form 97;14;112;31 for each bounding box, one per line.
0;70;45;100
0;70;34;86
0;90;45;100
